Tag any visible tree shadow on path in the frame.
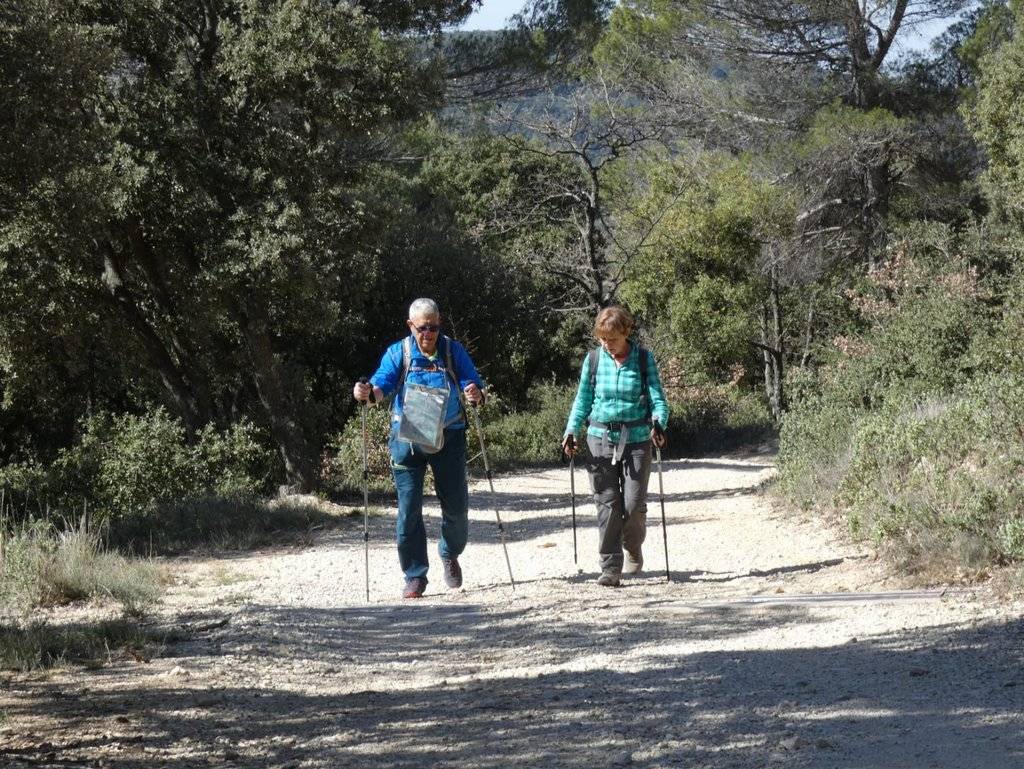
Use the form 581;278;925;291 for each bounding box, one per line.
3;601;1022;769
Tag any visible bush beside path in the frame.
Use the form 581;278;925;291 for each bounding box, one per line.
2;451;1022;769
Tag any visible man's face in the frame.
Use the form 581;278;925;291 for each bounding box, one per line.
407;313;440;354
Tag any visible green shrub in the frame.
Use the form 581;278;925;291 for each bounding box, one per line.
782;373;1024;574
0;519;164;615
777;390;860;513
0;409;275;549
325;405;394;495
838;388;1024;570
60;410;270;520
145;494;336;552
666;385;775;458
775;236;1024;577
998;517;1024;561
471;381;577;470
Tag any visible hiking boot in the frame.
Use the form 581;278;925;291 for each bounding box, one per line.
623;548;644;575
596;571;621;587
442;557;463;589
402;576;427;599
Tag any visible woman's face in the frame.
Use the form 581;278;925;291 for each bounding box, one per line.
597;331;630;359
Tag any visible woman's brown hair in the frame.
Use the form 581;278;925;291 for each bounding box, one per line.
593;306;635;338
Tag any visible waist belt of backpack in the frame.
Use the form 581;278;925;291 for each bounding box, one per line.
589;418;650;465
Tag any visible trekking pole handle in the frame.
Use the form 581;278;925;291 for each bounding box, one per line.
463;384;485;407
652;419;666;448
357;376;377;404
560;434;575;464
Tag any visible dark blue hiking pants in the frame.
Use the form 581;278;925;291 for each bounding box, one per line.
388;427;469;581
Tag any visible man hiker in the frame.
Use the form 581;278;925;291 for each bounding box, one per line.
353;298;484;598
562;305;669;586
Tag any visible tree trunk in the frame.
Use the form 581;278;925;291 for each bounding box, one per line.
801;290;817;368
237;299;317;492
582;161;609;310
123;218;215;421
100;240;208;434
846;0;908;111
758;267;785;422
861;158;891;268
769;269;785;417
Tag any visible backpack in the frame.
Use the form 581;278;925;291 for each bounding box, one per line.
588;345;652;421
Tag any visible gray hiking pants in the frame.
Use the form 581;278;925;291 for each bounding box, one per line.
586;435;653;574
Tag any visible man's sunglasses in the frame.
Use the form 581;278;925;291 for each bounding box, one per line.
413;324;440;333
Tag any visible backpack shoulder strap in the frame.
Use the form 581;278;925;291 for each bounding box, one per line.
442;335;468;425
588;348;600;390
398;336;413;391
390;336;414;415
443;336;457;384
639;346;651;420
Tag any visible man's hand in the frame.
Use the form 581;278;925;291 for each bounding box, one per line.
562;434;577;458
463;382;483;406
353;380;381;404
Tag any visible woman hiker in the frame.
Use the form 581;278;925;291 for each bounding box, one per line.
562;306;669;587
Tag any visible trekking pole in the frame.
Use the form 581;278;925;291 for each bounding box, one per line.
469;403;516;590
358;377;374;602
653;421;670;583
561;436;580;574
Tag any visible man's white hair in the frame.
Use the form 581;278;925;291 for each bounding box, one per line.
408;298;440;319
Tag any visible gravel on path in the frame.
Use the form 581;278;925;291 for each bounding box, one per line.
2;451;1022;769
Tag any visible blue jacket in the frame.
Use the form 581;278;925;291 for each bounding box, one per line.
370;335;483;430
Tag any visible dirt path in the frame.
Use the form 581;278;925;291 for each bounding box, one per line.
3;452;1023;768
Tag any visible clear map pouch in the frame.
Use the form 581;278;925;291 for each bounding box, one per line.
398;382;450;453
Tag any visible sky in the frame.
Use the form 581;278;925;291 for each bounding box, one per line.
457;0;963;55
458;0;524;30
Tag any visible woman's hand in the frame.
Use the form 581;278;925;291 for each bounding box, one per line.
562;434;577;458
651;421;667;449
